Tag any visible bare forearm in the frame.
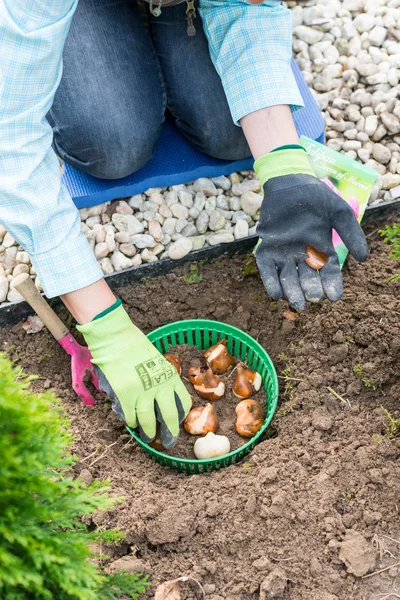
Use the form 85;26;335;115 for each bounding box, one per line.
61;279;116;325
241;105;299;160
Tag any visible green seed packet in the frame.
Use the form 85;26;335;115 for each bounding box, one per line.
300;135;378;266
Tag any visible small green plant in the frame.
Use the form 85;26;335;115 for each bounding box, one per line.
182;263;203;285
353;364;377;390
381;406;400;438
65;313;74;330
242;255;258;277
242;461;252;472
380;223;400;282
37;351;54;364
279;400;298;417
0;354;148;599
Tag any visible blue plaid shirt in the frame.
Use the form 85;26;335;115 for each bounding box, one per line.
0;0;303;298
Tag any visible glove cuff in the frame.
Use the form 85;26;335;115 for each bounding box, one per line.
254;146;315;187
77;303;140;355
92;297;122;321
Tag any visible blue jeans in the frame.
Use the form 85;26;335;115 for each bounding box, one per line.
48;0;250;180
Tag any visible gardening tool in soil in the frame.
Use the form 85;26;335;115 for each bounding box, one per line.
11;273;99;407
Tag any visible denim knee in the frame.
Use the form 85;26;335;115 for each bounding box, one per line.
53;116;163;180
199;124;251;161
176;112;251;162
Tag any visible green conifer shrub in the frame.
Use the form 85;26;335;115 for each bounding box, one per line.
380;223;400;282
0;354;148;599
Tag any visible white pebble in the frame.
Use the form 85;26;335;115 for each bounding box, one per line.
178;190;194;208
190;235;206;250
128;195;143;210
170;203;189;220
119;243;137;257
98;257;114;275
3;247;17;270
389;184;400;200
295;25;325;44
381;112;400;134
131;254;142;267
130;234;156;249
7;287;24;303
240;191;263;217
152;243;165;256
372;143;391;164
209;210;226;231
105;229;116;253
115;200;133;215
112;213;144;236
148;219;163;242
193;178;217;197
168;237;193;260
13;264;29;277
94;242;110;260
111;251;132;271
364;114;379;136
353;14;375;33
211;176;231;191
369;25;387;46
2;233;15;248
382;173;400;190
141;249;158;263
16;251;30;264
234;220;249;240
0;276;9;302
206;232;235;245
163;218;178;236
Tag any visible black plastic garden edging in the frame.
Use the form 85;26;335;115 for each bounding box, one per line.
0;199;398;328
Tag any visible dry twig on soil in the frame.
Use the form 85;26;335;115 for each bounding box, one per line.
362;561;400;579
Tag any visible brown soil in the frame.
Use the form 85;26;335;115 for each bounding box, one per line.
1;232;400;600
161;344;266;458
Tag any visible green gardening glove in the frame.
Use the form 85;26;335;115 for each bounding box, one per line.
77;300;191;447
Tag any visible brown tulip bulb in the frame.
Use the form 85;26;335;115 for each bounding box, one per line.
203;339;235;374
188;366;202;384
183;403;220;436
235;399;264;438
232;365;262;399
305;246;328;270
193;368;225;401
164;353;183;376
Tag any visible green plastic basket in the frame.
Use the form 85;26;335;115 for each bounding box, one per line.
127;319;278;474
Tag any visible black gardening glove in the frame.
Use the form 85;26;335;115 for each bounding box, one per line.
254;147;369;310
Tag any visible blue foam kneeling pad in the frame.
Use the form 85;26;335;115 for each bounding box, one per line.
65;59;325;209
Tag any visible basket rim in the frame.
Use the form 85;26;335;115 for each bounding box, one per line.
128;318;279;467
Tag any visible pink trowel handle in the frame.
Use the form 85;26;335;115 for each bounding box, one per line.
58;334;99;407
11;273;99;407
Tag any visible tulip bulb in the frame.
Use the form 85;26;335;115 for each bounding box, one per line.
149;425;164;451
203;339;235;374
232;365;262;399
188;366;202;384
184;403;219;436
194;431;231;460
235;399;264;438
305;246;328;271
164;353;183;376
193;368;225;401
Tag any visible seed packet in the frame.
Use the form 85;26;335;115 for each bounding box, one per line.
300;135;378;266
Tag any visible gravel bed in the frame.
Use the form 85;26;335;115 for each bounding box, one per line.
1;0;399;305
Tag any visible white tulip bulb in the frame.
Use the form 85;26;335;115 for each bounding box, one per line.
194;432;230;460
